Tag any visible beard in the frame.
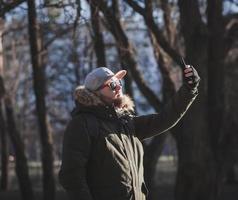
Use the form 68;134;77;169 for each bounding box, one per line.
97;91;134;111
113;96;124;108
97;90;131;109
97;91;124;107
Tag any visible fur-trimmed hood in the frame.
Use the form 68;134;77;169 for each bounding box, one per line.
73;86;135;117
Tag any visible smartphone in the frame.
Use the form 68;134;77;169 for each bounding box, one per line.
180;57;194;83
181;57;190;69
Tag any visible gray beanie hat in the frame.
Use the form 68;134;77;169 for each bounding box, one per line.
84;67;127;91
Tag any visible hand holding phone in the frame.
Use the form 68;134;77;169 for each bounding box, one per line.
181;57;200;89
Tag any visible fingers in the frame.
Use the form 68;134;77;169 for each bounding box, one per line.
185;72;193;77
184;65;195;86
184;65;193;73
183;64;200;89
184;65;194;79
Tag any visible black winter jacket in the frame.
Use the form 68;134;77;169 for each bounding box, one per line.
59;85;198;200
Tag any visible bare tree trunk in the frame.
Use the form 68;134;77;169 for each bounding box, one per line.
0;18;34;199
90;2;106;67
161;0;176;46
5;96;35;200
27;1;55;200
0;101;8;191
175;1;217;200
143;134;166;199
72;0;82;85
221;113;238;184
207;0;226;197
0;18;8;191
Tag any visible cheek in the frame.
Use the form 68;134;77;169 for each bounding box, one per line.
108;92;116;98
101;88;114;98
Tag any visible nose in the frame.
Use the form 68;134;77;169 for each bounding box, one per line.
115;83;122;91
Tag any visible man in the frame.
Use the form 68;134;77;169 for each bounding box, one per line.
59;66;200;200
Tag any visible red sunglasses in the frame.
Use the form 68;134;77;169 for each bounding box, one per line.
97;80;122;91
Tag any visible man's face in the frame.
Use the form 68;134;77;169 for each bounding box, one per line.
97;77;123;105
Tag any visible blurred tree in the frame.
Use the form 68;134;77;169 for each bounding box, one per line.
27;0;55;200
224;45;238;184
4;84;35;200
0;0;25;18
0;17;8;191
0;98;8;192
90;0;107;67
71;0;82;85
0;16;34;200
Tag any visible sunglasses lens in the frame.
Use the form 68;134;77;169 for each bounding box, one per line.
109;80;122;90
97;80;122;91
109;82;117;90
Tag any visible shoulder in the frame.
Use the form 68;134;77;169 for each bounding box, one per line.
71;113;99;128
70;113;99;138
70;113;96;123
68;114;85;125
65;114;90;134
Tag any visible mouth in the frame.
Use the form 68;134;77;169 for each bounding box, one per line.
115;92;122;98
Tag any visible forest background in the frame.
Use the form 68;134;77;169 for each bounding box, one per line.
0;0;238;200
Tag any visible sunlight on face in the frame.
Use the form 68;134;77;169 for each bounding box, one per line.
98;77;123;104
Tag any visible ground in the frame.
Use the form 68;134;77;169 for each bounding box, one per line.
1;185;238;200
0;159;237;200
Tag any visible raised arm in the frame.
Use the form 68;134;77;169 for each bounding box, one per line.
134;84;198;140
59;116;93;200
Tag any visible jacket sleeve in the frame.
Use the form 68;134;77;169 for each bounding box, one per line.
133;85;198;140
58;115;93;200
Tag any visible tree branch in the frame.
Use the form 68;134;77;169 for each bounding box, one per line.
1;0;26;17
43;25;74;50
178;0;206;52
224;17;238;52
90;1;106;66
125;0;183;67
124;0;145;16
161;0;176;46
